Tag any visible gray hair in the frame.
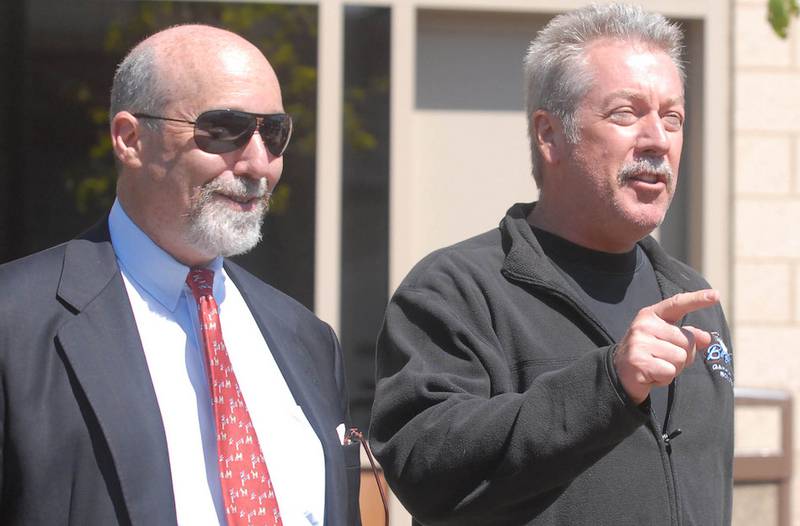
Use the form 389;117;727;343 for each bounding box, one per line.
524;3;685;186
109;42;168;129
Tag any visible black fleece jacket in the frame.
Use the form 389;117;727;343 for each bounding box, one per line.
369;202;733;526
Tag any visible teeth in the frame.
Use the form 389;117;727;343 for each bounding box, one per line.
633;174;658;183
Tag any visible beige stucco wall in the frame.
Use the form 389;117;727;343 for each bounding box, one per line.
733;0;800;524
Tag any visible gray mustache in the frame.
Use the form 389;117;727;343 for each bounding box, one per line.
201;177;270;202
618;158;673;186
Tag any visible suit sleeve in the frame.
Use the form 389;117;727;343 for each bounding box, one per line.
325;323;362;526
369;283;648;525
328;324;351;426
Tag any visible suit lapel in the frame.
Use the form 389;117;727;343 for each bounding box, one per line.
56;223;177;526
225;264;333;437
225;264;347;523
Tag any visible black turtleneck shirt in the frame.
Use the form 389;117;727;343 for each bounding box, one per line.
532;226;670;429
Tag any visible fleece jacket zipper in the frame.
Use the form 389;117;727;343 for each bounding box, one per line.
511;272;684;526
654;380;682;526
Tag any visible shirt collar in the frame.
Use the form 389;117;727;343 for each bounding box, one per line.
108;199;223;312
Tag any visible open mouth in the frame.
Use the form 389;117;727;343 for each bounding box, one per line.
627;172;665;186
618;159;673;190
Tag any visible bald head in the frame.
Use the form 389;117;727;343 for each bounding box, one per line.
110;25;279;124
109;25;286;266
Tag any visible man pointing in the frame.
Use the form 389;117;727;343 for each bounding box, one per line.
370;4;733;525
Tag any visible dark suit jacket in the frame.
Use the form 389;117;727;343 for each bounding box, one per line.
0;220;361;525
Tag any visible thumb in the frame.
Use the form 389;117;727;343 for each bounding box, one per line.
681;325;712;364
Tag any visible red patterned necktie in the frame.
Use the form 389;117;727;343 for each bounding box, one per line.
186;268;283;526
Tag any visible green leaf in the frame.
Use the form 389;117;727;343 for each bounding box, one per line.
769;0;800;39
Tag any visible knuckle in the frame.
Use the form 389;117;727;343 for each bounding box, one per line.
675;349;688;367
631;316;657;334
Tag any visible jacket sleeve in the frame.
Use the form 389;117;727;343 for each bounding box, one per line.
328;323;351;428
324;322;362;526
369;282;649;525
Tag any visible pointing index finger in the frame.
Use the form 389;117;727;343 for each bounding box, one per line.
651;289;719;324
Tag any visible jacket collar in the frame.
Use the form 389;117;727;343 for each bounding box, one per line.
500;201;695;297
57;218;118;312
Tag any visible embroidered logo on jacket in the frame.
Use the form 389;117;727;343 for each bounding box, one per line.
704;332;733;385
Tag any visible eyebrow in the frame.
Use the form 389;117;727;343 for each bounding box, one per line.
601;89;685;108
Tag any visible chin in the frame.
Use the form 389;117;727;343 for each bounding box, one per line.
186;201;267;258
618;194;670;225
610;203;665;238
625;212;666;239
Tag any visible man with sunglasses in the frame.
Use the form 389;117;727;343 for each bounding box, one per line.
0;25;360;526
370;4;733;526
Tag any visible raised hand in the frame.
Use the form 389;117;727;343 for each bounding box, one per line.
613;289;720;404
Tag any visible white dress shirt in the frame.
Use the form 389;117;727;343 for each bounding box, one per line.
108;200;326;525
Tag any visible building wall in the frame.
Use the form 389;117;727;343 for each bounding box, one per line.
733;0;800;524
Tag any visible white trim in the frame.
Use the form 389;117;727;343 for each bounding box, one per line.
314;0;344;330
389;3;418;290
702;1;733;314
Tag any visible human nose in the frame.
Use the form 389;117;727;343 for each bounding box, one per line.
636;112;671;156
233;130;282;185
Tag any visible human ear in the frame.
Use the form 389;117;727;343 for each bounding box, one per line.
532;110;564;165
110;112;144;168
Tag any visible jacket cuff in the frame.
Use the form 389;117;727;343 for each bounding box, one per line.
605;344;650;417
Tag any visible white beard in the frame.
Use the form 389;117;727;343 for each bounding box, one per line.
185;176;270;257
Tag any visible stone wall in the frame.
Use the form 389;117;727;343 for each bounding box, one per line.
733;0;800;524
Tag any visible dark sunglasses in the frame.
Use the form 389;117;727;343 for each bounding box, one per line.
133;109;293;157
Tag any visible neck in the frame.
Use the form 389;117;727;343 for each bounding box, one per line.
527;200;639;254
116;195;216;268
